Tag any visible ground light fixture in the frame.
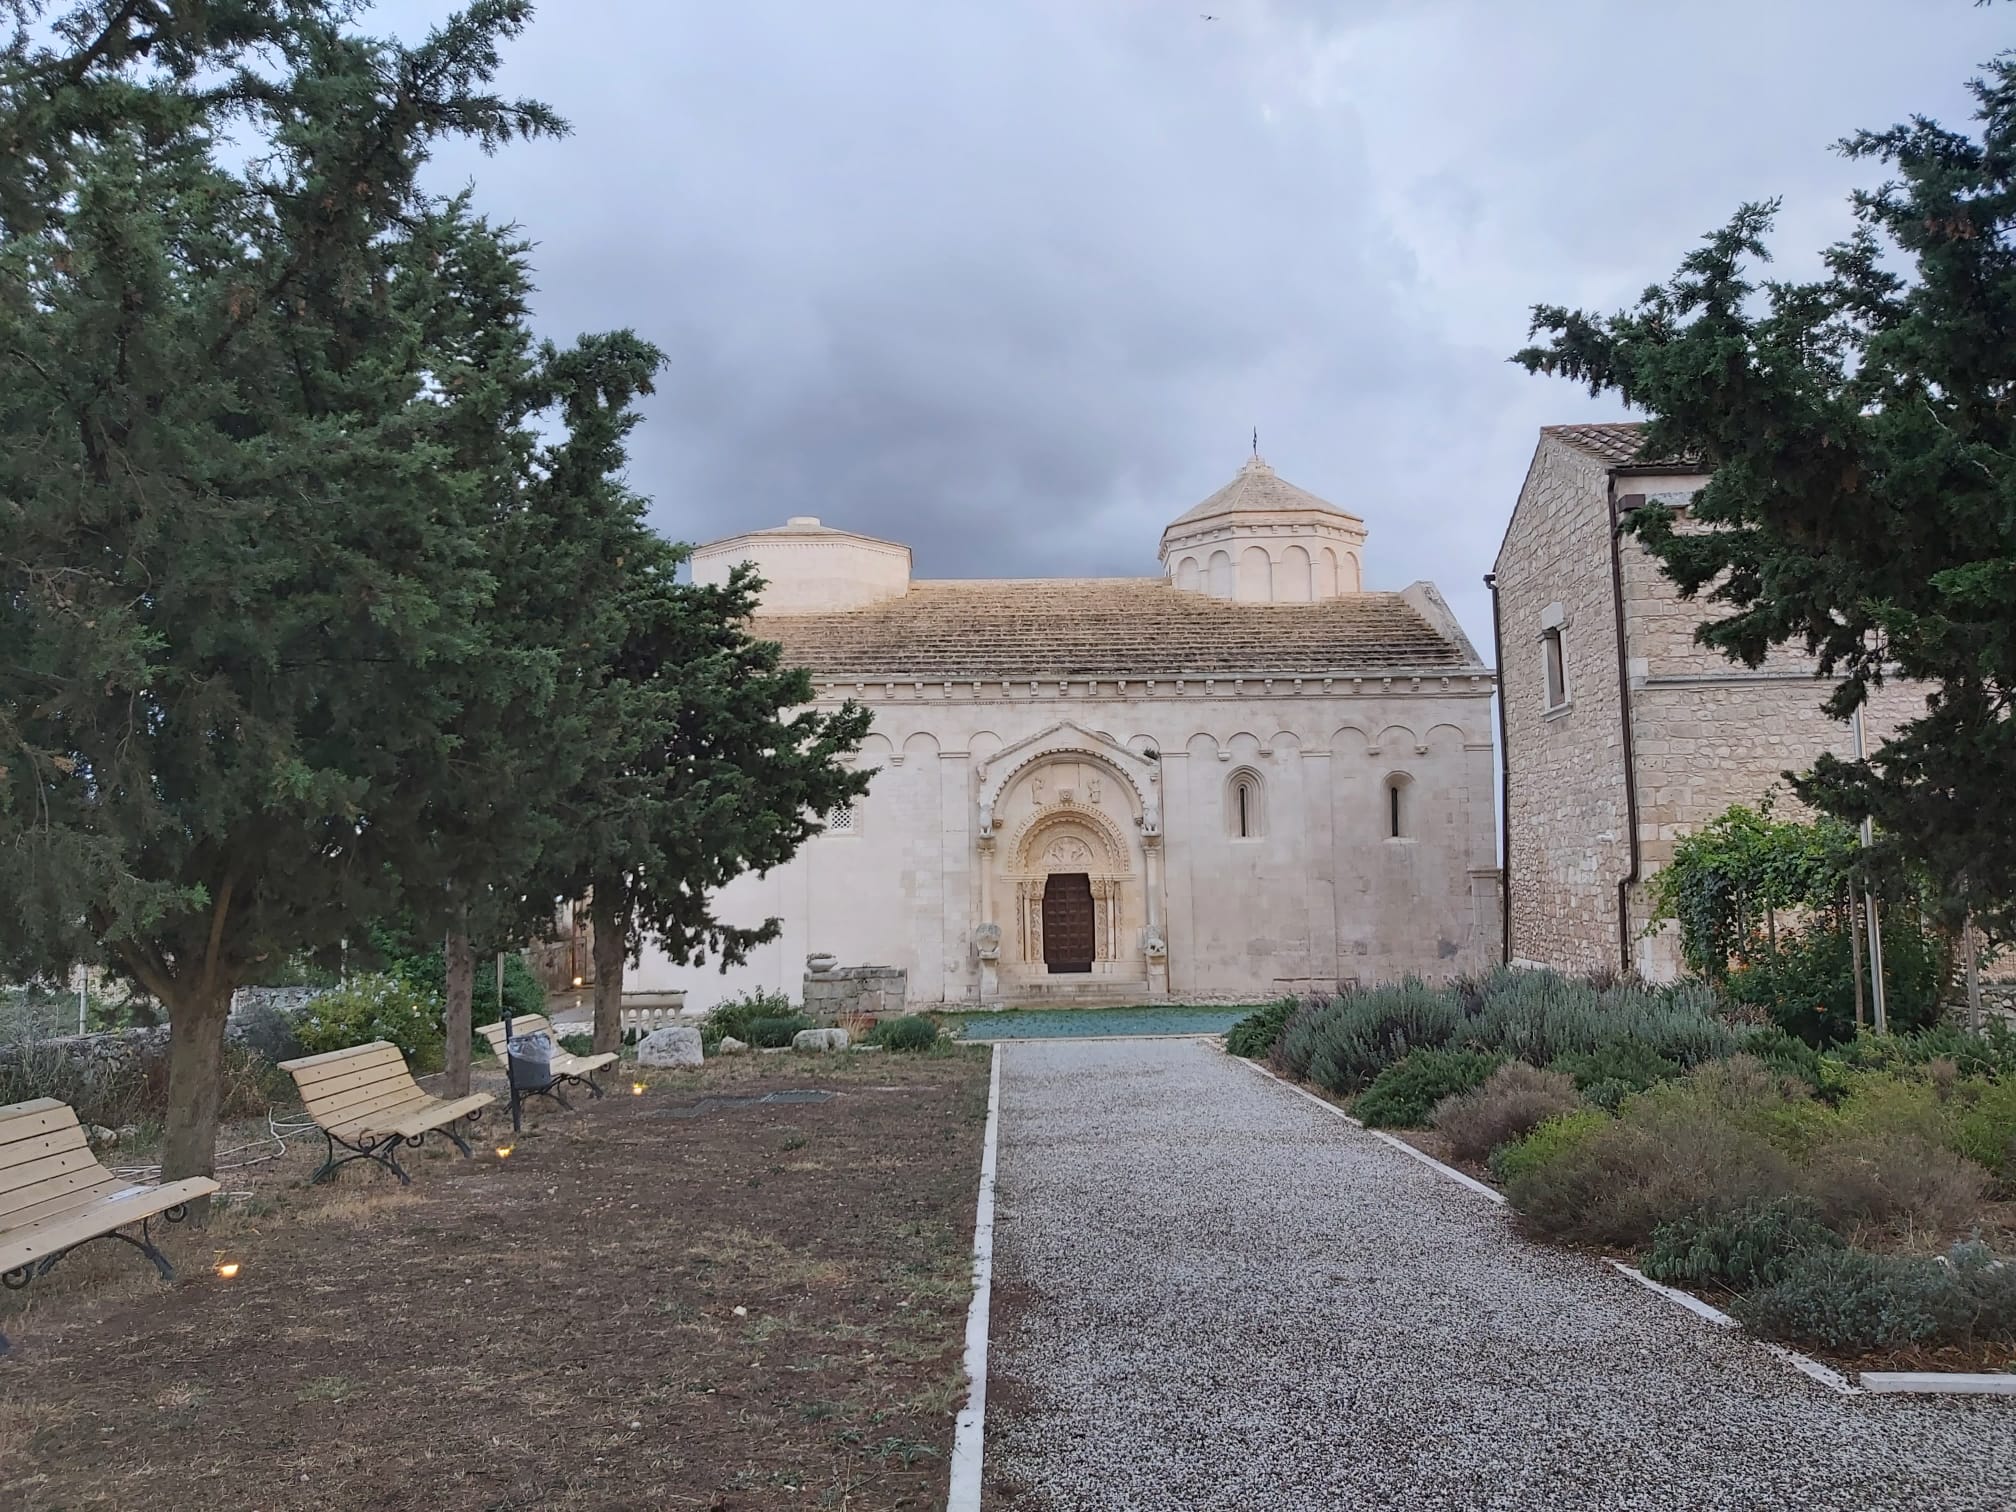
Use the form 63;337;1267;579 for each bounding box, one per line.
215;1260;240;1279
494;1144;514;1159
632;1081;646;1096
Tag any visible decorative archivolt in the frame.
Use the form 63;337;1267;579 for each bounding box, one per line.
975;720;1160;836
1005;801;1131;876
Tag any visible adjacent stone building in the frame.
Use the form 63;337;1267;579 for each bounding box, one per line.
1491;422;1923;980
632;455;1501;1011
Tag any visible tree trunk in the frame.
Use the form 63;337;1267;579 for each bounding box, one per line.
590;885;625;1058
159;979;233;1224
443;926;475;1097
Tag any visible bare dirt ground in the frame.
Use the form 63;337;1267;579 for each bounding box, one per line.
1;1048;991;1511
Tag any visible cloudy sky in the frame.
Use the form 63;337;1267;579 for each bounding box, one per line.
392;0;2005;652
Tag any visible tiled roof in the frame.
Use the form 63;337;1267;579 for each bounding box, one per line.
1541;422;1699;470
1164;456;1361;531
755;579;1480;680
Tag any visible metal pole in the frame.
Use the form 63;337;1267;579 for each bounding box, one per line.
1852;706;1888;1033
76;964;86;1035
1964;914;1984;1033
1848;890;1865;1031
496;952;505;1010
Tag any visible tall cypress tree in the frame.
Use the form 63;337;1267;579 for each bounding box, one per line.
0;1;560;1194
510;341;874;1054
1515;39;2016;929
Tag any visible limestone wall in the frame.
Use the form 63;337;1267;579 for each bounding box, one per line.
1499;437;1938;980
630;680;1501;1011
1494;436;1632;975
801;964;908;1018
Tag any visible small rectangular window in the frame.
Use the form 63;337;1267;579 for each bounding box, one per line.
1541;627;1568;710
1389;783;1402;838
826;805;855;833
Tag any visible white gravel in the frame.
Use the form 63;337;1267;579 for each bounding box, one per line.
984;1038;2016;1511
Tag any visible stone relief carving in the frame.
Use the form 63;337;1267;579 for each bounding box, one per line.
1143;926;1167;960
1045;837;1094;868
974;922;1001;962
1089;776;1102;804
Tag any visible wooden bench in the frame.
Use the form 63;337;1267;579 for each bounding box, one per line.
278;1042;493;1185
0;1098;219;1288
476;1014;618;1130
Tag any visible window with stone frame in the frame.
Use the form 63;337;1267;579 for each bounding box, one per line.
1541;625;1568;710
1385;774;1412;839
825;803;857;834
1227;770;1264;839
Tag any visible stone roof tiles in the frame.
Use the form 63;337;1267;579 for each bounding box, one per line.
1164;455;1361;530
755;578;1480;680
1541;422;1700;470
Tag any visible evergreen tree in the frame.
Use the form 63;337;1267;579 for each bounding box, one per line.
0;1;559;1197
512;348;873;1054
1515;39;2016;929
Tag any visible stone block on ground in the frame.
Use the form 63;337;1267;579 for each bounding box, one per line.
791;1027;850;1052
716;1036;749;1054
635;1025;703;1067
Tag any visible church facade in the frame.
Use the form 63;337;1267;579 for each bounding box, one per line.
632;457;1501;1010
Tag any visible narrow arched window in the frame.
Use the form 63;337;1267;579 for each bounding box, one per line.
1227;771;1263;839
1541;626;1568;710
1385;775;1411;839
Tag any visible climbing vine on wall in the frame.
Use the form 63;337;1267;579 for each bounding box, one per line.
1650;800;1861;981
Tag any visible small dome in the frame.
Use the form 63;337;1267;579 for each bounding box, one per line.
1164;455;1363;531
1160;455;1368;603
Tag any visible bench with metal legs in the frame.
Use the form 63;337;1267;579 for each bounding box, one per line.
0;1098;219;1290
279;1042;494;1185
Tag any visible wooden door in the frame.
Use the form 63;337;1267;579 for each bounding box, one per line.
1042;873;1095;973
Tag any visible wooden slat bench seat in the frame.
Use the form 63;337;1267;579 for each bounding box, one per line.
278;1041;493;1185
0;1098;219;1288
476;1013;617;1130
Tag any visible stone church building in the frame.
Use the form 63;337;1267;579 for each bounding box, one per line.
1491;422;1924;981
632;455;1501;1011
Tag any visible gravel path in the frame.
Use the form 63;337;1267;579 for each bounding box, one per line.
984;1037;2016;1511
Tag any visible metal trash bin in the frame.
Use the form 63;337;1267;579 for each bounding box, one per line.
506;1031;554;1130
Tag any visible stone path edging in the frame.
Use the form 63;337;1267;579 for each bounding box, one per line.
948;1044;1002;1512
1225;1048;1885;1399
1229;1050;1506;1205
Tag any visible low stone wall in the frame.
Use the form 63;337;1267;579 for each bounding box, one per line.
802;961;908;1019
0;1024;173;1069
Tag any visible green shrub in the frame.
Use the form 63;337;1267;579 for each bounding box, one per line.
1739;1027;1830;1094
868;1015;940;1051
1500;1065;1805;1248
745;1014;814;1049
1489;1109;1610;1185
1551;1041;1681;1111
1801;1130;1987;1237
1276;979;1466;1094
558;1033;595;1058
1455;971;1736;1070
1641;1199;1844;1293
1726;916;1946;1047
703;990;798;1049
292;973;444;1068
1225;998;1295;1059
1952;1078;2016;1186
1354;1048;1502;1129
1430;1062;1581;1162
1732;1241;2016;1352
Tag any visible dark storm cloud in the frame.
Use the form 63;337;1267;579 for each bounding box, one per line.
394;0;2009;651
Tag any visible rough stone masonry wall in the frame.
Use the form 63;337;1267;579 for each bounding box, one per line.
801;965;909;1019
1616;497;1932;979
1495;438;1632;975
